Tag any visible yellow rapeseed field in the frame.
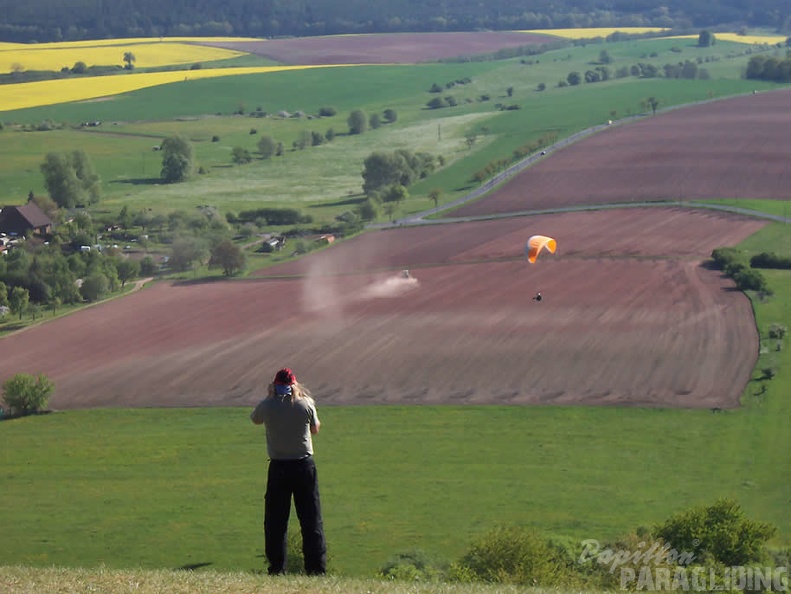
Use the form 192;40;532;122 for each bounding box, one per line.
0;38;257;74
523;27;667;39
0;64;347;112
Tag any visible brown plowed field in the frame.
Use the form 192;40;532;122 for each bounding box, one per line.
200;32;554;65
0;208;763;410
451;89;791;217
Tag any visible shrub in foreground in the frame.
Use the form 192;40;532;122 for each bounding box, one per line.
1;373;54;417
454;526;568;586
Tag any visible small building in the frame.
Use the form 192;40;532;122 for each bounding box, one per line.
0;202;53;237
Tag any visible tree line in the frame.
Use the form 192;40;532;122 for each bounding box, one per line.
1;0;790;43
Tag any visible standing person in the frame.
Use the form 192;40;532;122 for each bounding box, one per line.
250;367;327;576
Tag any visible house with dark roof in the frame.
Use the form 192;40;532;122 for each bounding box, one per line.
0;202;53;237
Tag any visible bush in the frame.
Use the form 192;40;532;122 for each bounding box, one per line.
318;106;337;117
379;550;445;582
655;498;776;567
750;252;791;269
2;373;54;416
455;526;567;586
733;268;768;292
711;247;743;270
768;323;787;340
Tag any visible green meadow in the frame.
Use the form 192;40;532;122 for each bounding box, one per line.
1;32;790;582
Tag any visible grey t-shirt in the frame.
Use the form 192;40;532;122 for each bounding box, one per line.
251;396;319;460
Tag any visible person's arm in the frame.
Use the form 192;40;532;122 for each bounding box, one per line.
250;400;266;425
310;406;321;435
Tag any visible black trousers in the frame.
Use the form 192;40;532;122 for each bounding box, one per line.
264;456;327;575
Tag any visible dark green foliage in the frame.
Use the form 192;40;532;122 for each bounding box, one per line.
0;0;782;44
256;134;276;158
426;96;445;109
116;259;140;287
750;252;791;269
231;146;252;164
40;150;101;208
317;106;337;117
733;268;769;292
159;135;194;183
347;109;367;135
139;256;157;276
698;30;716;47
744;55;791;82
80;273;109;302
361;149;436;194
710;247;743;270
655;498;775;566
382;108;397;123
208;239;245;276
236;207;311;226
567;71;581;85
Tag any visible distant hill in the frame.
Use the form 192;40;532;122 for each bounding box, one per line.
0;0;789;43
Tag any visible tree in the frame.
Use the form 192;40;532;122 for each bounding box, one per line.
9;286;29;320
362;151;410;194
0;281;7;307
383;202;397;222
231;146;252;164
2;373;54;416
427;97;445;109
40;150;101;208
257;134;277;159
599;49;612;64
506;86;514;97
383;108;398;124
356;198;379;222
428;188;442;208
382;184;408;205
465;130;478;149
123;51;136;69
348;109;367;135
698;30;716;47
70;150;101;203
160;135;194;183
209;239;246;276
369;113;381;129
71;60;87;74
116;259;140;287
647;96;659;115
80;273;109;302
567;71;581;85
169;236;208;272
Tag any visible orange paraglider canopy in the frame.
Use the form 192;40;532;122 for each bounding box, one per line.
525;235;556;263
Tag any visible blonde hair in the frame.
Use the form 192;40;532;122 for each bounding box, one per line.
268;381;314;405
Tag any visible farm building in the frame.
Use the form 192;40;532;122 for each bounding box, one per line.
0;202;53;237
